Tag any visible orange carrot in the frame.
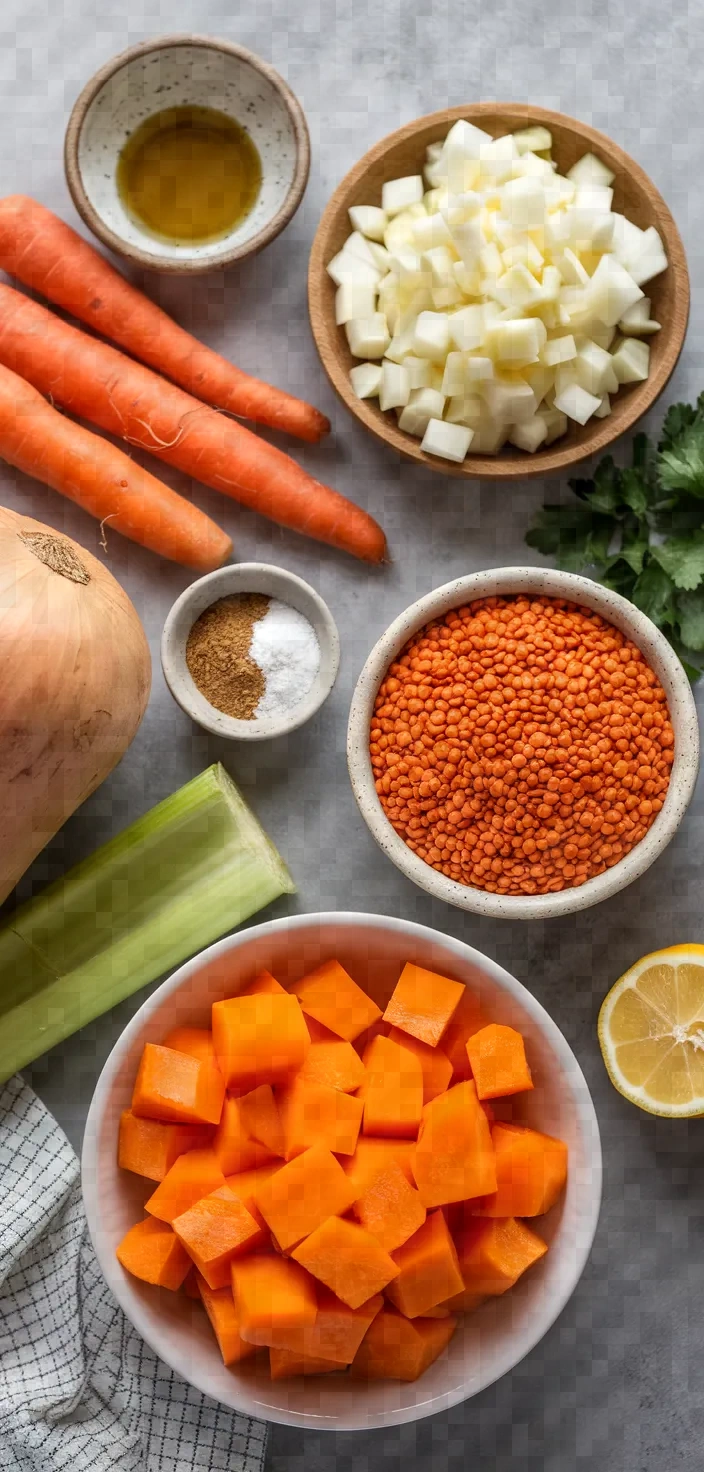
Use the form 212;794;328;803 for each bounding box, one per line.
0;362;231;570
0;195;330;444
0;286;385;563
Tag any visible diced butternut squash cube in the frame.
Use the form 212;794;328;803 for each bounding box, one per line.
223;1162;282;1229
254;1145;357;1252
350;1306;457;1381
383;963;464;1047
412;1081;496;1207
352;1160;427;1253
232;1253;318;1345
277;1078;363;1159
131;1043;225;1126
465;1024;534;1099
291;1215;399;1309
242;969;287;997
254;1287;384;1360
213;1095;277;1176
161;1027;222;1076
195;1273;257;1365
385;1210;464;1317
237;1084;285;1158
343;1138;416;1198
454;1215;547;1295
269;1348;341;1378
439;987;486;1082
212;993;310;1093
291;960;382;1042
145;1147;225;1224
172;1185;262;1289
116;1217;191;1291
362;1034;423;1139
118;1110;212;1182
471;1123;568;1217
297;1018;367;1093
387;1027;452;1102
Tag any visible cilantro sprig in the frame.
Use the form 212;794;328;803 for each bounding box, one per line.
526;394;704;677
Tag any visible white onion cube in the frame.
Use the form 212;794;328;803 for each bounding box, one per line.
500;175;546;229
412;310;451;359
421;417;474;461
349;363;382;399
611;338;650;383
574;340;619;396
327;250;380;288
448;304;484;351
541;406;569;444
348;204;388;241
335;282;377;325
511;125;553;155
485;317;546;367
382;175;424;217
345;314;390;358
465;355;494;382
403;355;433;389
589;254;644;326
567;152;615;188
508;416;549;452
379;360;411;412
553;382;602;424
398;387;446;436
541;334;577;367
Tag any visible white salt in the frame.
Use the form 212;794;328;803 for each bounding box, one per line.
251;598;321;721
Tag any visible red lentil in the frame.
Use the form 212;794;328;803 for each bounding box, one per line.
369;595;674;896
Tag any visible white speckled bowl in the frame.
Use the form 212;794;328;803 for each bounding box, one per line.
64;36;310;273
161;562;340;741
82;911;602;1430
347;567;700;920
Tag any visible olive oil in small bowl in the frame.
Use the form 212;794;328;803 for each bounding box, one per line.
117;105;262;246
65;37;310;273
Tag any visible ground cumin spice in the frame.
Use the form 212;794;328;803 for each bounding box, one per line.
186;593;270;719
370;594;674;897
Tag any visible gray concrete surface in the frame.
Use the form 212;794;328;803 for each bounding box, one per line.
2;1;703;1466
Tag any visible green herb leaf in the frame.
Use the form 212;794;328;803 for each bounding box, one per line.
600;556;639;597
675;588;704;651
658;400;697;453
526;505;613;571
658;407;704;497
569;456;623;515
631;560;677;628
651;529;704;590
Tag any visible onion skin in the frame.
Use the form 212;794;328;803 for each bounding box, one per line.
0;506;151;904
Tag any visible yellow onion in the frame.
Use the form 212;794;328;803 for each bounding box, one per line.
0;506;151;903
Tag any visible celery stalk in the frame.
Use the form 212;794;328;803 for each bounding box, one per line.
0;764;295;1082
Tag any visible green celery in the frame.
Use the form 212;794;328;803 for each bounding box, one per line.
0;764;295;1081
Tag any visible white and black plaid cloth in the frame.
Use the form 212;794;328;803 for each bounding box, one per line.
0;1076;269;1472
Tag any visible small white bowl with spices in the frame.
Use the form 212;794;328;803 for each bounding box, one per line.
161;564;340;740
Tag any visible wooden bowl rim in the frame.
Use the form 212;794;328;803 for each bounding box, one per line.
308;102;689;478
64;34;310;275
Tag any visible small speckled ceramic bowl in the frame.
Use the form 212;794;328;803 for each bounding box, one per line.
64;35;310;273
347;567;700;920
161;563;340;741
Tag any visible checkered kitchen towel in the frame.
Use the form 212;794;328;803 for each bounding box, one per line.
0;1075;269;1472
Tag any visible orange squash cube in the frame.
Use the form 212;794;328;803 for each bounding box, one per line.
116;1217;191;1291
131;1043;225;1126
254;1144;357;1252
291;960;382;1042
161;1026;221;1072
352;1160;426;1253
231;1253;318;1345
237;1084;285;1158
172;1185;262;1289
291;1215;399;1310
437;987;486;1082
385;1210;464;1317
386;1028;452;1103
277;1078;363;1159
213;1095;277;1176
350;1306;457;1381
383;963;464;1048
242;969;287;997
454;1215;547;1295
465;1024;534;1100
297;1018;367;1093
362;1034;424;1139
212;993;310;1093
342;1138;416;1198
254;1287;384;1361
195;1273;258;1365
412;1081;496;1207
269;1347;341;1378
471;1123;568;1217
118;1110;212;1182
224;1162;282;1229
145;1147;225;1224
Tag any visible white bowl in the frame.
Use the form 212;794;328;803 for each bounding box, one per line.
82;910;602;1432
161;562;340;741
64;36;310;273
347;567;700;921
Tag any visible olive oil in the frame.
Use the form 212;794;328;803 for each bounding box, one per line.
117;105;262;246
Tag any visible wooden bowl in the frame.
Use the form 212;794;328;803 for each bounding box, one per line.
308;103;689;478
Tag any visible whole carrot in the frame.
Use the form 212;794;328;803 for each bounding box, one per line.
0;363;233;570
0;286;386;564
0;196;329;444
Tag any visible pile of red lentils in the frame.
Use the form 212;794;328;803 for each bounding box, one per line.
369;594;674;896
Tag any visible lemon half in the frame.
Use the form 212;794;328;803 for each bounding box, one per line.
598;945;704;1117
